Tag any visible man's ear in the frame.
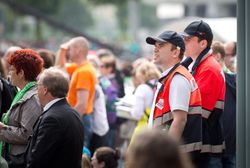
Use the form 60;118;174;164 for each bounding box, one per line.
173;49;180;59
43;86;49;96
217;53;222;60
200;39;208;49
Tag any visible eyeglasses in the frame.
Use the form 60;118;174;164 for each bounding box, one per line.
225;53;234;57
100;64;108;68
100;63;112;68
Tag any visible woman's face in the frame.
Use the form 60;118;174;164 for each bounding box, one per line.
91;152;104;168
99;62;110;76
9;65;23;87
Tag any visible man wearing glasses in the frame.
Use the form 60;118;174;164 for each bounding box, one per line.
224;41;237;72
146;31;203;167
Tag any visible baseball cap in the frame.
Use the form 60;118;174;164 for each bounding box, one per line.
182;20;213;45
146;31;185;53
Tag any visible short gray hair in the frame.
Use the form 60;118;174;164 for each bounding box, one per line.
39;67;69;98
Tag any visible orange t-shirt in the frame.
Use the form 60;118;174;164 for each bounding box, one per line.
66;62;97;114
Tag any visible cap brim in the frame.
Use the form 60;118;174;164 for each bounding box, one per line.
146;37;166;45
180;32;191;38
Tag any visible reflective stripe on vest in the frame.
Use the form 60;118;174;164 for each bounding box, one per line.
202;100;225;118
180;141;202;153
215;100;224;110
201;141;225;153
153;106;202;127
152;65;203;153
153;65;202;123
153;110;171;127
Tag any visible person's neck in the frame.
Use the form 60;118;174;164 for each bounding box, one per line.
220;60;225;68
161;60;180;72
73;57;87;66
190;55;199;63
42;96;57;108
18;80;29;90
192;47;211;62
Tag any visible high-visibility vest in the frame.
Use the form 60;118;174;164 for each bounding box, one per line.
130;107;151;145
153;65;203;153
194;54;225;154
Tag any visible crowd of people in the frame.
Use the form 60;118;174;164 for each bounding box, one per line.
0;19;236;168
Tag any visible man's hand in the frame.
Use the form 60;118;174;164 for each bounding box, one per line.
55;41;71;68
60;42;71;51
0;122;7;130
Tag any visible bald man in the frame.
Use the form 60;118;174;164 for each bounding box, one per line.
56;37;97;147
224;41;237;72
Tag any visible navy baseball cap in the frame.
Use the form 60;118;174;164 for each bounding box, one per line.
146;31;185;53
182;20;213;45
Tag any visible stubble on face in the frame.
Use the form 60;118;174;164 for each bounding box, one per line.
153;42;173;68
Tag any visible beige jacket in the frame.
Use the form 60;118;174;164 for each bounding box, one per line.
0;86;42;155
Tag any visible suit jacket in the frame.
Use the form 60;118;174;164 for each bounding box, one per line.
25;98;84;168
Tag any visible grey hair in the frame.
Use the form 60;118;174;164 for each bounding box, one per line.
39;67;69;98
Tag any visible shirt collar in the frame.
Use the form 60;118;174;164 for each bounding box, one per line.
200;49;212;63
160;66;174;79
43;98;64;112
188;49;213;71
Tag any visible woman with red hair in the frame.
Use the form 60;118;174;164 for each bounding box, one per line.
0;49;43;167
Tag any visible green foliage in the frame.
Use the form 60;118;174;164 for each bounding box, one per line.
116;3;128;32
0;5;15;36
88;0;127;5
87;0;158;35
0;0;94;41
141;3;159;29
54;0;94;29
22;0;62;14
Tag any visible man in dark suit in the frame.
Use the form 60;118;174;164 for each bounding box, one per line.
25;67;84;168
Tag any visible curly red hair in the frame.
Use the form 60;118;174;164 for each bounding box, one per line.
8;49;44;81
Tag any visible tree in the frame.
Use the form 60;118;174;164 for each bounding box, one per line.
21;0;62;40
87;0;159;42
54;0;93;30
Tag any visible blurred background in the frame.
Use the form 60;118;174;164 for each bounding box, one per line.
0;0;236;61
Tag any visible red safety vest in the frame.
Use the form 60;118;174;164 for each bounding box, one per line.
153;65;203;153
194;54;225;154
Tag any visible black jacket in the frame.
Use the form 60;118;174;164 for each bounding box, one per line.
25;99;84;168
223;72;236;153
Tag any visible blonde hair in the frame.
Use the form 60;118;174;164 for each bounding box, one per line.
100;54;116;64
81;154;91;168
135;61;161;83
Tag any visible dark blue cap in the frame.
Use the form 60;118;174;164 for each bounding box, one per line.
182;20;213;45
146;31;185;53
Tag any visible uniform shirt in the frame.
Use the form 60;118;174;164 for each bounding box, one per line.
148;66;191;128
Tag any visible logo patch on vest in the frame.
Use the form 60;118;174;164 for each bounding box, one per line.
156;98;164;110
